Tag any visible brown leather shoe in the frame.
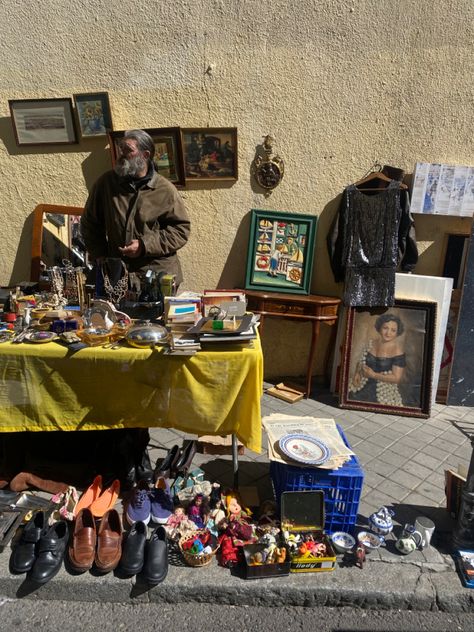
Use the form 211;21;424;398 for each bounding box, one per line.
95;509;122;573
68;508;96;572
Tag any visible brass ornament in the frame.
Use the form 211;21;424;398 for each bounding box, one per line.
252;135;284;192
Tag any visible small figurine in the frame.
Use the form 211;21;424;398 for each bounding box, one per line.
355;545;366;569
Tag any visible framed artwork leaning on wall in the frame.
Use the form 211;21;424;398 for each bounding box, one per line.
244;209;317;295
9;98;78;146
339;299;436;418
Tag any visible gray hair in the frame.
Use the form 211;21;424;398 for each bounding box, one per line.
123;129;155;161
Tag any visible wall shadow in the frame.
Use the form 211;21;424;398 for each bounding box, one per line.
217;210;252;289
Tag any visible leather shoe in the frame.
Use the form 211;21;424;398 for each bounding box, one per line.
28;520;69;584
141;525;168;585
172;440;197;477
119;520;147;575
9;510;45;574
154;444;180;480
95;508;122;573
68;508;96;572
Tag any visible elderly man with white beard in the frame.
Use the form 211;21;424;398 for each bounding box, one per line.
81;129;190;288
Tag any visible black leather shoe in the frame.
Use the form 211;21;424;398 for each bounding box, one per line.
142;525;168;585
172;440;197;477
28;520;69;584
119;520;147;576
154;444;180;480
10;510;45;574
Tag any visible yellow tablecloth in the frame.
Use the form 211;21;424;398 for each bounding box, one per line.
0;337;263;453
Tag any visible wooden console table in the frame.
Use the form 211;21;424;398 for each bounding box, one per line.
243;290;341;398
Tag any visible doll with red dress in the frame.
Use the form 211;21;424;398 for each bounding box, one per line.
217;490;256;567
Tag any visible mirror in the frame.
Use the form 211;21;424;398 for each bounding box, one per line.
30;204;86;282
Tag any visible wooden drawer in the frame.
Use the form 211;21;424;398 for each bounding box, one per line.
264;301;307;316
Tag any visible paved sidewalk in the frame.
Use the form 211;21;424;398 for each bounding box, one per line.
1;380;473;611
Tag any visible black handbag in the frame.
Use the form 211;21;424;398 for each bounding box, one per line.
119;269;165;321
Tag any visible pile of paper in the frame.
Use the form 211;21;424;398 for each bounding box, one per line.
262;414;354;470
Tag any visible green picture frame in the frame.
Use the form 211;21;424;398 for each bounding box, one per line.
244;209;317;295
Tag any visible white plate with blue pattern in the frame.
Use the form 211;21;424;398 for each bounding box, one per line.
278;433;331;466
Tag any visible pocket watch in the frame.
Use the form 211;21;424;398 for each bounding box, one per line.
252;135;285;190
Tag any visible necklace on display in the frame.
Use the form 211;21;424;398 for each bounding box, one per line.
48;266;66;307
101;260;129;307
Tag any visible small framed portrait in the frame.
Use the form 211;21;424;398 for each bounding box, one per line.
8;98;78;146
182;127;238;181
244;209;317;295
109;128;185;187
73;92;113;138
339;300;437;418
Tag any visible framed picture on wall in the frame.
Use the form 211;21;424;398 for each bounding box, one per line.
8;98;77;146
244;209;317;295
108;128;185;187
182;127;238;181
73;92;113;138
339;300;436;418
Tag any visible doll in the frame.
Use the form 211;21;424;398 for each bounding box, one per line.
187;493;210;529
206;483;226;536
223;491;256;545
165;506;197;540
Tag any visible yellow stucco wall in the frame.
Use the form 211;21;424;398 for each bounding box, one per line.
1;1;473;378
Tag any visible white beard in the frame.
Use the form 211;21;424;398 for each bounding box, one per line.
114;154;148;178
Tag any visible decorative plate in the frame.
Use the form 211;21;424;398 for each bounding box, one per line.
278;433;331;465
24;331;58;344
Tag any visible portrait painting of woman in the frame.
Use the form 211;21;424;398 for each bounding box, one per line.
340;300;436;418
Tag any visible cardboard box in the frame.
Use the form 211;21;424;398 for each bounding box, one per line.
281;491;336;573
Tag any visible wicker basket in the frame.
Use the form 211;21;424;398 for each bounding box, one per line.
179;529;219;568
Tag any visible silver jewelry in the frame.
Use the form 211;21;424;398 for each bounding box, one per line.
101;261;129;307
48;266;66;307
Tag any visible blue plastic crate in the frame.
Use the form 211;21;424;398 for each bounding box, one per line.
270;425;364;535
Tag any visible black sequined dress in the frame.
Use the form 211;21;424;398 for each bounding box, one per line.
327;181;418;306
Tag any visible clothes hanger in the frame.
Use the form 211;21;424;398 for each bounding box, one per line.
354;168;408;191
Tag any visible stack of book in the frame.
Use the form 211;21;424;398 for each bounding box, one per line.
169;333;201;355
164;294;202;329
201;289;246;317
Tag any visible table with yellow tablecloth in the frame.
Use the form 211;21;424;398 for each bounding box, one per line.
0;337;263;453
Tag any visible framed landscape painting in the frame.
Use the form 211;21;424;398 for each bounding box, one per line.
9;98;77;146
244;209;317;295
339;300;436;418
109;128;185;187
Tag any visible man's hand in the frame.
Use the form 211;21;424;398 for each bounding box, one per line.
118;240;143;258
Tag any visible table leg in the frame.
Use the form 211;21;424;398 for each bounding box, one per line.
232;434;239;489
306;320;321;398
